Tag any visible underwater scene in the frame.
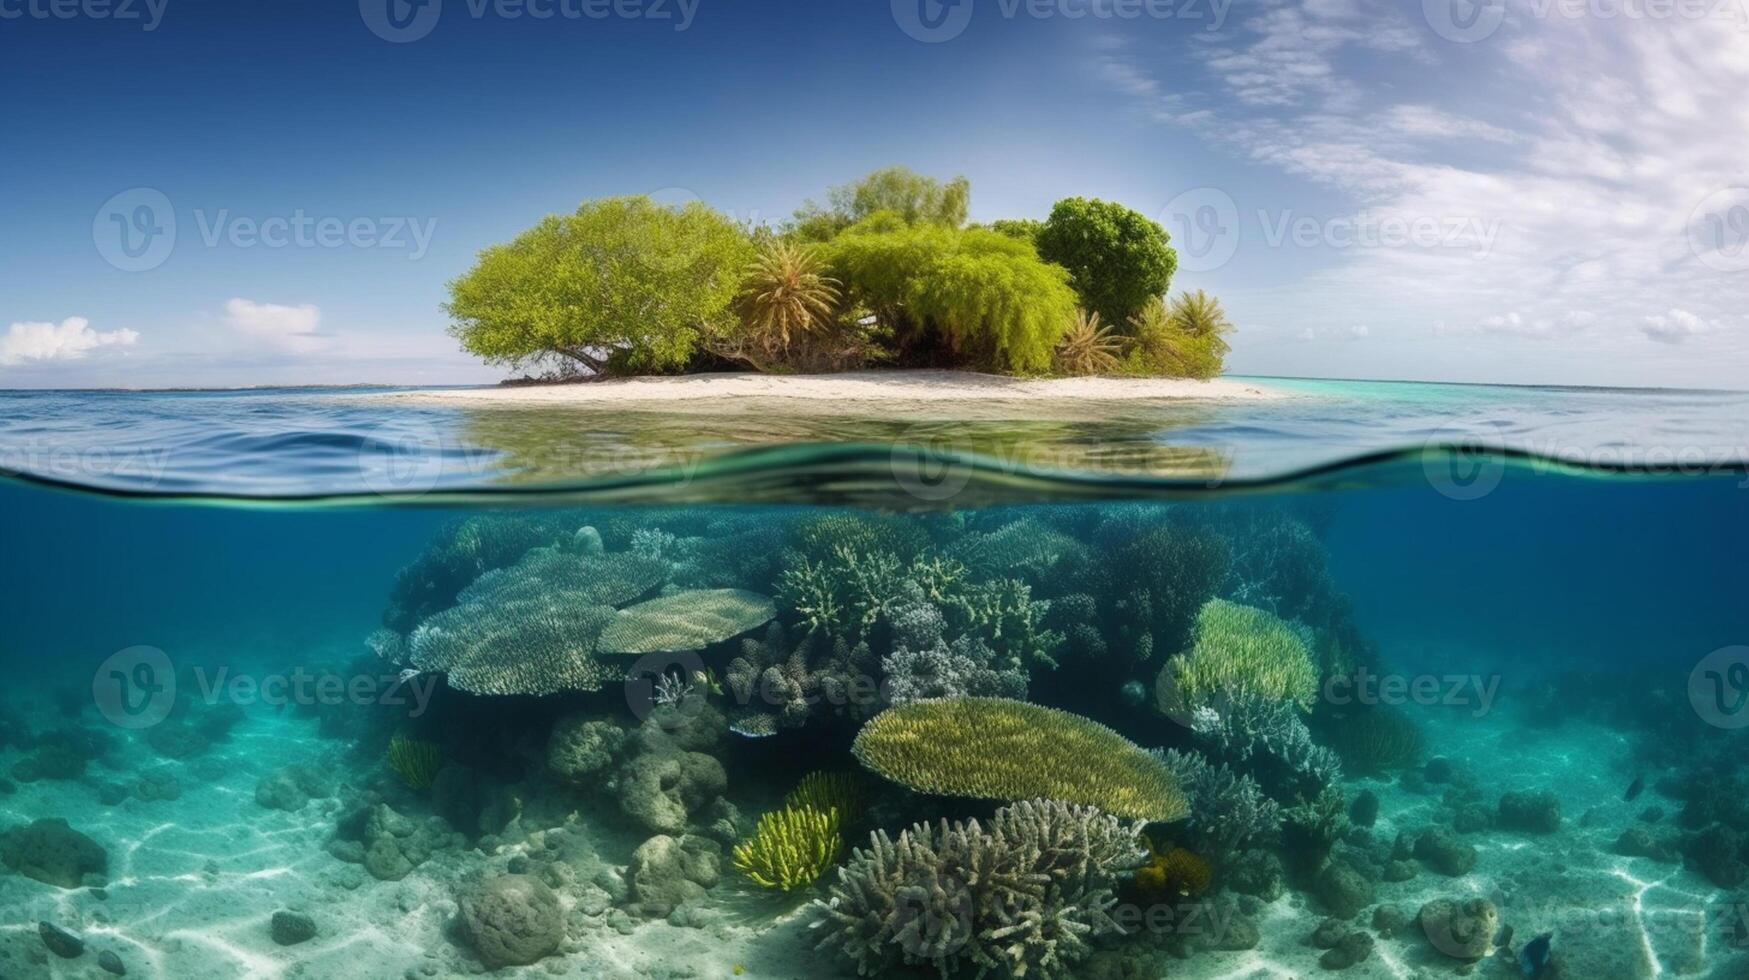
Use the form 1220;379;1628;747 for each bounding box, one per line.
2;405;1749;980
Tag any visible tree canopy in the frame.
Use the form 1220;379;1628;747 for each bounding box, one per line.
445;196;752;375
1035;197;1178;328
443;170;1228;381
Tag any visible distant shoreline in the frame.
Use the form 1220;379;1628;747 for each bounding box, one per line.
372;370;1287;414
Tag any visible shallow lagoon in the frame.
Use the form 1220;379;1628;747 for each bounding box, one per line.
1;385;1748;978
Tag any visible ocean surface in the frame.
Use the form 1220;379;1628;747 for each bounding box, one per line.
1;378;1747;979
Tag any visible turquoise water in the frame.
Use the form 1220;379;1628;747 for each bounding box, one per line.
1;381;1748;978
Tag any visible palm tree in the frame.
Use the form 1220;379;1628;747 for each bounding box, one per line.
735;243;841;354
1054;310;1125;375
1166;289;1234;357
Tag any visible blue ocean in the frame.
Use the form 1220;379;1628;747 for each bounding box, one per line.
1;380;1747;979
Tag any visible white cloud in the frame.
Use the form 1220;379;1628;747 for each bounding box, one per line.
224;299;326;353
1641;309;1712;344
1298;324;1369;341
0;317;139;366
1100;0;1749;380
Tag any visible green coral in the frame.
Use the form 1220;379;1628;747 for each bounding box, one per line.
732;772;861;890
852;697;1189;822
597;588;776;654
1156;598;1319;718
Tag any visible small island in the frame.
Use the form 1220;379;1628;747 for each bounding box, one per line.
438;167;1247;401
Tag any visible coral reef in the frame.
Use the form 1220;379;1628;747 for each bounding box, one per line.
1132;842;1212;899
733;771;861;890
723;622;878;735
627;834;722;916
1153;748;1280;863
853;697;1189;821
596;588;776;654
1417;897;1499;961
1497;790;1562;834
812;799;1145;980
1189;692;1341;802
1312;705;1425;774
1109;525;1230;661
384;514;566;633
1156;598;1319;718
1281;787;1350;877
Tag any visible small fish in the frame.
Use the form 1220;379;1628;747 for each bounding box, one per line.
1519;932;1554;979
1625;775;1645;802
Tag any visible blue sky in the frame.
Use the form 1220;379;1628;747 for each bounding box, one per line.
2;0;1746;388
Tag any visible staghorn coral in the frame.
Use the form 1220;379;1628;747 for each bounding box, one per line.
723;622;879;736
790;511;932;564
852;698;1189;822
943;518;1087;586
883;583;1028;704
1190;692;1342;802
387;734;442;790
1156;599;1320;718
812;799;1145;980
1153;748;1280;862
596;588;776;654
1281;786;1351;876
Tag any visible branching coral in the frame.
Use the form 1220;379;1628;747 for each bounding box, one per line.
943;518;1087;587
733;772;863;891
852;698;1189;822
812;799;1145;980
382;515;566;633
733;804;843;890
1190;693;1341;803
723;623;878;736
1156;599;1319;718
1282;786;1350;876
883;583;1029;704
1153;747;1280;862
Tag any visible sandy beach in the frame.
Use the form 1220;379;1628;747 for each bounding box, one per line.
376;371;1287;414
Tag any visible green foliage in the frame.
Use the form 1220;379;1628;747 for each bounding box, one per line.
983;218;1043;244
1053;310;1124;375
790;166;970;241
445;196;754;376
1036;197;1178;327
823;220;1078;373
852;697;1190;821
387;734;442;790
1124;290;1232;379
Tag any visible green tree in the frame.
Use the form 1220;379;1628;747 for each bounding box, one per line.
824;218;1077;373
445;196;753;376
983;219;1044;244
789;167;970;241
1035;197;1178;328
